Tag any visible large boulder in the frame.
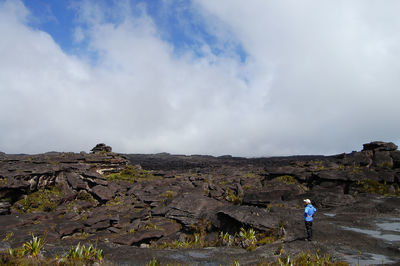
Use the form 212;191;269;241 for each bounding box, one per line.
373;151;393;168
165;193;224;228
391;150;400;169
217;205;279;233
363;141;398;152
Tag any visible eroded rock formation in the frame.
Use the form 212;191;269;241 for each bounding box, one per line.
0;141;399;264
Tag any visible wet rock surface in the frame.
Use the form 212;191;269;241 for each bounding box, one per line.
0;142;399;265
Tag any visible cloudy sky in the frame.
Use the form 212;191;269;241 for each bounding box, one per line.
0;0;399;156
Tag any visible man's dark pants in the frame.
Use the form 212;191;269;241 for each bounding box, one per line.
305;221;313;241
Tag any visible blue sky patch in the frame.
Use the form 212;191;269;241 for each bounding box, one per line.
21;0;247;63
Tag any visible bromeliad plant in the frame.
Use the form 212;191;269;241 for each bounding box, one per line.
22;234;44;258
66;242;103;261
239;227;256;249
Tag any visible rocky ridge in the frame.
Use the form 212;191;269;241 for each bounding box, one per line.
0;141;399;265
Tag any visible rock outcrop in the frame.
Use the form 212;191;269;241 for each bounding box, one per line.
0;141;399;264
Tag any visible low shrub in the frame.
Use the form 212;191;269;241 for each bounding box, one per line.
355;179;400;196
275;175;297;184
12;186;64;213
106;165;157;183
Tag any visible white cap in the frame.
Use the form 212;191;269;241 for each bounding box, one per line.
303;199;311;204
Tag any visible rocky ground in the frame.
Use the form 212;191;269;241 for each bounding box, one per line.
0;142;399;265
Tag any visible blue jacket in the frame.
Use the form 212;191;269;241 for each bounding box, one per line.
304;204;316;222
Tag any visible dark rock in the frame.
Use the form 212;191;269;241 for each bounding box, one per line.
6;177;30;189
265;166;311;181
165;193;224;228
217;205;278;232
243;181;304;206
85;212;112;226
351;151;373;167
126;209;151;221
91;143;112;154
108;227;120;233
309;192;355;208
373;151;393;168
363;141;398;152
391;150;400;168
0;202;11;215
91;185;114;201
56;221;84;236
113;230;164;246
66;172;89;190
91;220;111;231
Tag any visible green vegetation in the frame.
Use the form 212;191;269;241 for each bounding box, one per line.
239;228;256;249
144;223;161;230
355;179;400;196
242;184;255;190
12;186;64;213
146;258;160;266
76;190;97;204
65;242;103;261
274;250;348;266
106;165;158;183
159;190;177;199
218;227;276;251
1;233;105;265
0;177;7;186
275;175;297;184
225;188;242;204
153;232;206;249
310;160;329;171
2;232;14;242
106;195;125;207
23;234;44;258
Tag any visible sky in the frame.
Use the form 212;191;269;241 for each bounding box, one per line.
0;0;399;156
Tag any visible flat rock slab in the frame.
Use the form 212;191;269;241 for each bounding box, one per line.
56;221;84;236
92;185;114;201
113;230;165;246
165;193;224;228
217;205;279;232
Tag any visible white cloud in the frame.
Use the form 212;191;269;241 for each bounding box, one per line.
0;0;399;156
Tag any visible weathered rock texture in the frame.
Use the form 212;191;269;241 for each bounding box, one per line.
0;142;399;264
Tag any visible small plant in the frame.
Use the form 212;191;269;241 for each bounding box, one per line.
106;195;124;207
277;255;292;266
144;223;161;230
66;242;103;261
160;190;177;199
0;178;7;186
279;221;287;239
147;258;160;266
225;188;242;204
22;234;44;258
233;259;240;266
2;232;14;242
275;175;297;184
239;227;256;249
219;232;235;246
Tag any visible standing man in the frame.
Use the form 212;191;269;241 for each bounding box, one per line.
304;199;316;241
